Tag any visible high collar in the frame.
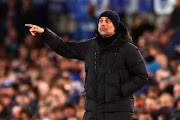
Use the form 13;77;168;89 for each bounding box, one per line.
100;32;118;45
95;22;132;52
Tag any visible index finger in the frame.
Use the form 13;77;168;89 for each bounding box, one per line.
25;24;35;28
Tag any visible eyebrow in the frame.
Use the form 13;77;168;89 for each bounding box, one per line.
99;17;110;20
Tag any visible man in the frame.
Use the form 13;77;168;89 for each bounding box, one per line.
138;111;152;120
26;10;148;120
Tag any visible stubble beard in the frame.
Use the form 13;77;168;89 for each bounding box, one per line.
98;28;111;38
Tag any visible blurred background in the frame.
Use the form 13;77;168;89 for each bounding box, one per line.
0;0;180;120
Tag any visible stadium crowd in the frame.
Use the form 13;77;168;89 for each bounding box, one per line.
0;0;180;120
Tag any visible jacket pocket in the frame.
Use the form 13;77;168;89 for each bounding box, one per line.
119;69;129;97
119;69;129;84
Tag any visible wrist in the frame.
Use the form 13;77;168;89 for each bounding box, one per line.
39;28;44;35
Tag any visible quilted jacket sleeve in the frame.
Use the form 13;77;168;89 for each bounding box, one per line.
40;27;91;61
121;43;148;97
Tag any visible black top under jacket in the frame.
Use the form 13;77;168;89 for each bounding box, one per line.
40;21;148;120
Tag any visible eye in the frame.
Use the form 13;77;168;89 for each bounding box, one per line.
99;19;103;23
106;19;110;23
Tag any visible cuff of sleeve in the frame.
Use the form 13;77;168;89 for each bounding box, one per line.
41;27;48;36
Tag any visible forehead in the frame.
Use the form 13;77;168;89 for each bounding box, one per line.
99;17;111;20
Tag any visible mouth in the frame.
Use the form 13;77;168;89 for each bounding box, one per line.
100;27;107;31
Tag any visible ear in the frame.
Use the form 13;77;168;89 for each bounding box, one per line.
114;28;116;33
116;22;127;33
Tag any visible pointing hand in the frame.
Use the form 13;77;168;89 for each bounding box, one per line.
25;24;44;36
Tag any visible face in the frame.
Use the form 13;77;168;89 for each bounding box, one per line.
139;114;152;120
145;98;157;113
98;17;116;38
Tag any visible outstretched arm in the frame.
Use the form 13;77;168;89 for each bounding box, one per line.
25;24;90;60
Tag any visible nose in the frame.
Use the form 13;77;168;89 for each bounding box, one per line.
99;21;106;26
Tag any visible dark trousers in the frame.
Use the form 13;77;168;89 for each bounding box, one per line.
83;111;133;120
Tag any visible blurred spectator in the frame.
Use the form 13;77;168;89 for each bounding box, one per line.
152;107;175;120
138;110;152;120
37;81;50;105
20;0;38;27
147;85;160;98
155;69;171;83
20;108;32;120
158;75;173;94
169;49;180;74
155;53;168;69
0;94;17;118
0;101;8;119
11;105;22;119
174;84;180;98
18;44;29;61
169;0;180;28
29;48;40;63
38;105;51;120
175;95;180;109
67;88;80;104
74;4;97;41
90;0;110;17
68;116;78;120
174;64;180;81
76;106;85;120
6;0;21;18
144;97;159;113
146;52;169;76
62;103;76;119
78;95;85;108
159;93;174;107
164;29;180;60
3;35;18;58
50;106;62;120
24;33;38;50
75;0;91;19
47;85;67;108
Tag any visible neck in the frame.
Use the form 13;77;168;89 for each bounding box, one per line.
102;32;118;45
102;31;116;38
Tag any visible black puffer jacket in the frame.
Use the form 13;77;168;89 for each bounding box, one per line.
41;22;148;120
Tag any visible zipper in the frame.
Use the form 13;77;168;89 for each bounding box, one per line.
115;52;117;56
94;48;99;105
95;49;97;73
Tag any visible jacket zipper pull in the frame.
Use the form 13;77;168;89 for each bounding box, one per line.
108;69;111;74
95;49;97;72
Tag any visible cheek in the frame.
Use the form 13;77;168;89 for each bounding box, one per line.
107;25;115;32
98;25;101;32
98;24;100;28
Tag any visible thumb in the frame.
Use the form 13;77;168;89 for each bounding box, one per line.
29;28;36;36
